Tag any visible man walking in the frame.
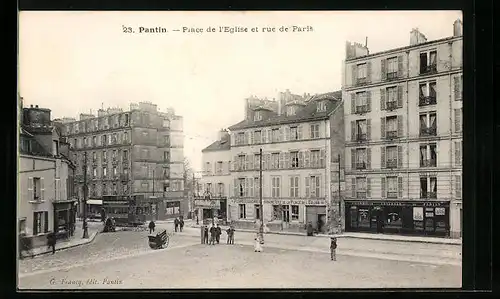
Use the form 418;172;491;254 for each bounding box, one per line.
203;225;209;244
226;226;235;245
179;217;184;232
149;220;156;234
330;237;337;261
215;224;222;244
174;217;179;232
209;225;217;245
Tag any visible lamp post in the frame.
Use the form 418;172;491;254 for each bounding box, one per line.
82;152;89;239
259;148;264;243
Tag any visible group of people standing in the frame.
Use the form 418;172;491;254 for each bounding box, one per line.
147;216;184;235
201;224;235;245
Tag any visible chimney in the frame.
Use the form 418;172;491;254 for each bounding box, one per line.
35;105;39;108
345;41;369;59
410;28;428;46
30;105;33;108
453;19;463;37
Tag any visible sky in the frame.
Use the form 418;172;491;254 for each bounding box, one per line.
18;10;462;172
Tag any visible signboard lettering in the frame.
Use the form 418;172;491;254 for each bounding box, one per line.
435;207;445;215
413;207;424;221
194;199;221;209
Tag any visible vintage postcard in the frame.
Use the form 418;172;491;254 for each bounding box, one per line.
17;10;462;289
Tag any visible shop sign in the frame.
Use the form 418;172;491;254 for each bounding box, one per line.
266;199;326;205
413;207;424;221
425;212;434;217
435;207;445;215
194;199;220;209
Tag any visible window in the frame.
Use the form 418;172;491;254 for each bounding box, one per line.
237;132;245;145
216;161;223;174
287;106;296;116
355;148;367;169
357;63;367;82
103;167;107;178
386;116;398;138
386;86;398;109
454;108;462;133
419;112;437;136
254;131;261;144
239;204;246;219
102;135;106;146
92;152;97;162
282;205;290;222
217;183;224;196
310;150;320;167
272;129;280;142
291;152;299;168
386;146;398;168
103;151;107;162
254;177;261;196
355;120;367;141
420;176;437;198
419;143;437;167
291;205;299;220
254;111;262;121
238;178;245;197
271;153;280;169
387;57;398;79
290;127;299;140
317;101;327;112
419;81;437;106
92;136;97;146
93;167;97;177
356;177;367;198
307;176;320;198
236;155;245;171
103;183;107;195
289;176;299;198
455;141;462;166
420;50;437;74
454;75;463;101
164;151;169;162
355;92;368;113
310;124;320;139
272;205;282;220
113;150;117;161
455;175;462;198
255;204;261;220
387;177;398;198
30;177;43;201
113;166;117;176
33;211;48;235
271;177;281;198
83;137;87;148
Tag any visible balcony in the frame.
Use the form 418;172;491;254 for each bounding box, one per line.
420;64;437;75
421;192;437;199
386;159;397;168
420;159;437;167
419;96;437;106
387;191;398;198
356;191;367;199
386;101;398;111
356;105;368;114
356;77;368;86
356;162;367;170
386;130;398;139
356;133;367;142
420;127;437;137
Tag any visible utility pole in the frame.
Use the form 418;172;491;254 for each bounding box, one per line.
82;152;89;239
259;148;264;242
338;154;342;234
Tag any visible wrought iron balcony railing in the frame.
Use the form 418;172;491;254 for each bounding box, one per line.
356;162;367;170
420;64;437;75
420;127;437;137
420;159;437;167
356;105;368;114
386;159;398;168
419;96;437;106
386;101;398;110
386;130;398;139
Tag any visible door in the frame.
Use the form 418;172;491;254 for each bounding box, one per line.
317;214;326;233
306;206;317;229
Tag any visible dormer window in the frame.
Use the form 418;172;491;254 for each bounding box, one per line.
287;106;296;116
254;111;262;121
317;101;327;112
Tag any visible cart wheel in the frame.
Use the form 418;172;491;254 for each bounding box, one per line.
165;236;169;248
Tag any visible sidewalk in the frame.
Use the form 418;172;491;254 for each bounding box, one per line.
187;223;461;245
22;221;99;258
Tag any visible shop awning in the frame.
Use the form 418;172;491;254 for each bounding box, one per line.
87;199;103;205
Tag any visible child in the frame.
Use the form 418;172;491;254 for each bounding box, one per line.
330;237;337;261
254;233;263;252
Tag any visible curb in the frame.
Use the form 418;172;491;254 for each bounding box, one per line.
187;225;461;245
27;231;99;258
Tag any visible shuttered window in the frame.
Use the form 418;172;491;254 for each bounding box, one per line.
455;175;462;198
455;141;462;166
454;108;462;133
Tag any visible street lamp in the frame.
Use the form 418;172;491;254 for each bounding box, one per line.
82;152;89;239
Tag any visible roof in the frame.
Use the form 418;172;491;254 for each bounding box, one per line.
228;90;342;131
202;137;231;152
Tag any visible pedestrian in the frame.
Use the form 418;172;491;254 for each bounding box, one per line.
306;222;314;236
226;226;235;244
254;233;263;252
330;237;337;261
209;225;217;245
215;224;221;244
179;217;184;232
149;220;156;234
174;217;179;232
47;231;56;255
203;225;209;244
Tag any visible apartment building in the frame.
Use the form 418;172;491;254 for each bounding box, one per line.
19;103;77;248
60;102;186;221
343;19;463;238
197;129;232;223
227;90;343;233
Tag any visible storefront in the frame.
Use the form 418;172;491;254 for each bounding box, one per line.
86;199;103;220
305;205;327;233
157;199;181;220
194;197;222;223
53;200;77;234
345;200;450;237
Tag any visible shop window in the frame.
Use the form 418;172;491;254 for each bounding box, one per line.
384;207;403;229
255;204;261;220
282;205;290;222
272;205;282;220
239;204;246;219
358;208;370;228
291;205;299;220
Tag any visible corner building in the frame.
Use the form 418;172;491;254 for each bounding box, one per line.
343;20;463;238
227;90;343;233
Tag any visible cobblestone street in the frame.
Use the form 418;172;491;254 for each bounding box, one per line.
18;241;461;289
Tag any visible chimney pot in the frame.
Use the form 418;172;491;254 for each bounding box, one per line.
35;105;38;108
30;105;33;108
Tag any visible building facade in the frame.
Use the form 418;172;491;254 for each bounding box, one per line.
18;103;77;248
342;20;463;238
226;90;343;233
196;129;232;223
60;102;186;221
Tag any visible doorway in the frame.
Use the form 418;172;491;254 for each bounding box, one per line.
317;214;326;233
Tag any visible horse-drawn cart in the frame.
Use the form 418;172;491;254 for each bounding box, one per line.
148;229;169;249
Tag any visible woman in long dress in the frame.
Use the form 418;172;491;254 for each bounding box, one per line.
254;233;263;252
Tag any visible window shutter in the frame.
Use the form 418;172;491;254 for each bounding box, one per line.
305;177;310;197
284;127;290;141
262;153;268;170
455;108;462;133
279;127;284;142
366;90;372;112
380;117;386;138
454;76;460;101
381;59;387;81
367;119;372;140
455;175;462;198
381;147;386;168
234;179;238;197
304;150;310;168
398;177;403;198
366;61;372;83
381;177;386;198
262;130;267;143
397;146;403;168
367;178;372;197
297;125;303;140
244;178;249;197
250;132;255;144
33;213;38;235
380;88;386;110
351;93;356;114
245;155;250;170
351;121;356;141
44;211;49;233
268;129;272;143
266;154;271;170
351;64;357;85
351;149;356;170
397;55;404;78
455;141;462;166
367;148;372;169
279;152;285;169
397;85;404;108
40;178;45;201
299;151;304;168
351;178;356;198
28;177;33;201
397;115;404;137
320;149;325;167
246;132;251;145
285;152;290;169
